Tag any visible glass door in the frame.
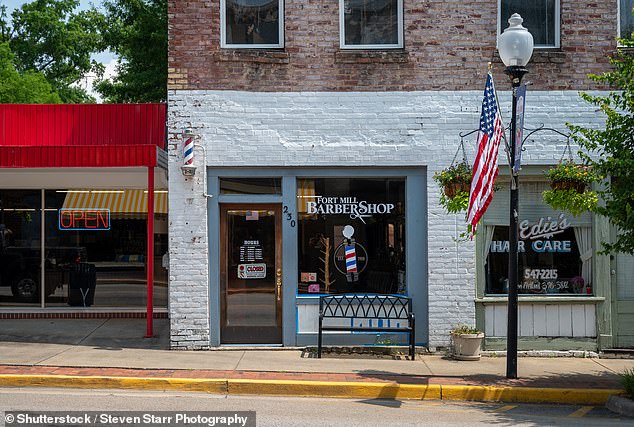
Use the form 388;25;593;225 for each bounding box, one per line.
220;204;282;344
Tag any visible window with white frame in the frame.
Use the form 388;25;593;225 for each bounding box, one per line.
340;0;403;49
499;0;559;48
221;0;284;48
621;0;634;39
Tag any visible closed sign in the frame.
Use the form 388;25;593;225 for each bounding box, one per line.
238;263;266;279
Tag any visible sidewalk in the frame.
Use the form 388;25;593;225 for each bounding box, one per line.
0;318;631;405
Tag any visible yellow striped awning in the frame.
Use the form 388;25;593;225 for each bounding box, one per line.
61;190;167;218
297;179;317;219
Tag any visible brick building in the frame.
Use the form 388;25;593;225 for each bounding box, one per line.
167;1;633;350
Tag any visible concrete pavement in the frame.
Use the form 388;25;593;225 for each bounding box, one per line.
0;318;631;405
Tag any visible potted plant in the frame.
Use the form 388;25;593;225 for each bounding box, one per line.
450;324;484;361
433;162;472;213
542;161;598;216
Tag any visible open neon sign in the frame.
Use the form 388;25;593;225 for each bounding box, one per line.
59;209;110;230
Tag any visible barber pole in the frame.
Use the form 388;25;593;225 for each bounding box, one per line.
183;130;194;166
345;245;357;273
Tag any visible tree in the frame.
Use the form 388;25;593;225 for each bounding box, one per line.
5;0;103;103
94;0;167;103
0;42;62;103
568;38;634;255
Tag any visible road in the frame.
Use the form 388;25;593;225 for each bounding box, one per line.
0;387;629;427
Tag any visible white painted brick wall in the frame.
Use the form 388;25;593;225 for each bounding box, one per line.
168;89;606;349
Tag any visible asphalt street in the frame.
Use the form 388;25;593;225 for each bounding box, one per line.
0;387;628;427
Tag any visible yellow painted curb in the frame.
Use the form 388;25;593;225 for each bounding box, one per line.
441;385;622;405
228;379;441;400
0;375;227;394
0;374;622;405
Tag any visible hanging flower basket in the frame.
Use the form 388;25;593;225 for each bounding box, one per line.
444;181;471;199
550;179;586;193
543;161;598;217
545;161;594;190
434;162;472;201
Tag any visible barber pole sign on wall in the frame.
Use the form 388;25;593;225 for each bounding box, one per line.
183;130;194;166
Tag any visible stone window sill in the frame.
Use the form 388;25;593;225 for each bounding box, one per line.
476;296;605;304
214;50;290;64
334;50;410;64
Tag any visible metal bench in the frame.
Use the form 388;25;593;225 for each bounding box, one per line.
318;294;415;360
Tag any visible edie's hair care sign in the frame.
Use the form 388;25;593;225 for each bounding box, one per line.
59;209;110;231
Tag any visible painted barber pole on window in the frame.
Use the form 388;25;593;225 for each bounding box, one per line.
345;245;357;273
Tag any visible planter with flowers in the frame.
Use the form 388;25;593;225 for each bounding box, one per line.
433;162;472;214
542;161;598;216
450;324;484;361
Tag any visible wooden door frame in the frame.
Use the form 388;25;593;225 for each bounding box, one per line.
219;203;283;344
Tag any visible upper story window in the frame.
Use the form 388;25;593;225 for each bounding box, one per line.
499;0;560;48
620;0;634;39
339;0;404;49
221;0;284;48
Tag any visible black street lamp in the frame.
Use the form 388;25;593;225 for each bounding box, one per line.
497;13;534;379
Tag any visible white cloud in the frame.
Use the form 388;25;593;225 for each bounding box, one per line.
75;56;119;103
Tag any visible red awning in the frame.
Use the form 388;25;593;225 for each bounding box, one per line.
0;104;166;168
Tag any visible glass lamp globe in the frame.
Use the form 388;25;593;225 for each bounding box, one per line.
498;13;534;67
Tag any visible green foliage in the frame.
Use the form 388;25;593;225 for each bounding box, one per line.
621;368;634;399
434;162;472;215
450;324;481;335
439;190;469;214
433;162;472;186
545;161;596;185
567;37;634;255
94;0;167;103
4;0;101;103
0;42;61;103
542;189;598;217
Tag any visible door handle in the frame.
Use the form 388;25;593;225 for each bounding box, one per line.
276;269;282;301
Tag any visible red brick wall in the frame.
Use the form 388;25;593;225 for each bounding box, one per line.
168;1;616;92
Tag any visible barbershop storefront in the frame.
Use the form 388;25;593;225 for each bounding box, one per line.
203;169;427;347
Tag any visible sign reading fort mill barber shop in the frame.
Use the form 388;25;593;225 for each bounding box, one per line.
306;196;394;223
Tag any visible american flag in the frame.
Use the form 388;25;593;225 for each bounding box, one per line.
467;73;504;236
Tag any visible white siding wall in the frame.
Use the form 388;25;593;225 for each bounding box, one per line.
484;304;597;338
168;89;606;349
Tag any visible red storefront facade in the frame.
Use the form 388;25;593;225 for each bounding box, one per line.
0;104;167;336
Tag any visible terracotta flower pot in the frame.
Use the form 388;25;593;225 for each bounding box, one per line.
451;333;484;361
550;180;586;194
444;181;471;199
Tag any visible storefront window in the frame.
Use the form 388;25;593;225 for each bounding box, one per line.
297;178;405;295
220;178;282;195
485;217;591;296
0;190;42;305
43;190;168;307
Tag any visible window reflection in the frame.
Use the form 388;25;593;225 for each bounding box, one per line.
297;178;406;295
343;0;400;46
225;0;280;45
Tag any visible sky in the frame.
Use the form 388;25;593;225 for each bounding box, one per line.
1;0;118;101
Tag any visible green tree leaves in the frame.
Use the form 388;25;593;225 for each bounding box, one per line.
94;0;167;103
569;38;634;255
0;42;62;103
1;0;100;103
